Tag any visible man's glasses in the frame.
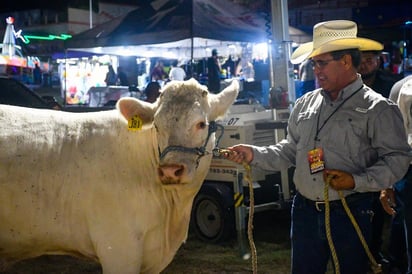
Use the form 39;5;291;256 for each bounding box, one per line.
310;58;336;69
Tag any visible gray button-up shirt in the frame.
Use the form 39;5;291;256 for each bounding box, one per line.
251;75;411;201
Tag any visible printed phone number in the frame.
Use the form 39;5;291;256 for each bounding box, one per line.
209;168;238;175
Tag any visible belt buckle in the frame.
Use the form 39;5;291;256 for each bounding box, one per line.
315;201;325;211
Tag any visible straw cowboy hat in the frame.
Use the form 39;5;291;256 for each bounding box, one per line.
290;20;383;64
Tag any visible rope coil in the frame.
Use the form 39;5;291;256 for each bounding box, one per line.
324;175;382;274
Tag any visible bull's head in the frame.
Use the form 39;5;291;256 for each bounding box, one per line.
116;78;239;186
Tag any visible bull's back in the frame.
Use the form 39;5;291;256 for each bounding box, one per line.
0;105;122;185
0;105;129;258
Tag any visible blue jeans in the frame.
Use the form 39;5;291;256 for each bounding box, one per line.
291;192;375;274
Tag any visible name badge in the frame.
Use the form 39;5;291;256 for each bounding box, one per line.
308;147;325;174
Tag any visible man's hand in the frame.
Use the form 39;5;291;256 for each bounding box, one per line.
323;169;355;190
380;188;396;216
223;144;254;165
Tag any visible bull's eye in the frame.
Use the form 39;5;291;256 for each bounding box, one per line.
198;121;206;130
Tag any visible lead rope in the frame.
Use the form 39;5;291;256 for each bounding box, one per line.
216;148;257;274
324;176;382;274
324;176;341;274
243;161;258;274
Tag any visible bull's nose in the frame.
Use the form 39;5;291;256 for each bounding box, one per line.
158;164;186;184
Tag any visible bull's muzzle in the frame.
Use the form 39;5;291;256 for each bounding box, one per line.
158;164;186;185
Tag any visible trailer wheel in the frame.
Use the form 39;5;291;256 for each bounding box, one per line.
190;183;235;243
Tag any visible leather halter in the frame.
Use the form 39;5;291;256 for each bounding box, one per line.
158;121;224;166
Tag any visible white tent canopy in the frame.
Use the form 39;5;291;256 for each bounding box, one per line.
65;0;310;59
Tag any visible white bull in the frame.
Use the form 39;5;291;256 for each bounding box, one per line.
0;79;239;274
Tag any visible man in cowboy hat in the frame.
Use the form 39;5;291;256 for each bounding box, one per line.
224;20;411;274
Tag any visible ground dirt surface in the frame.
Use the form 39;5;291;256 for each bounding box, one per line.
0;210;292;274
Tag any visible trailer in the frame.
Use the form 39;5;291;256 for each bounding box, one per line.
190;103;295;252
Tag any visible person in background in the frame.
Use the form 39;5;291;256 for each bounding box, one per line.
223;20;411;274
207;48;221;93
116;66;129;86
380;75;412;274
145;81;161;103
359;50;402;98
389;74;412;103
240;59;254;81
151;61;168;82
390;47;404;76
298;58;316;97
105;65;117;86
33;63;42;85
168;60;186;81
358;49;403;268
222;55;236;78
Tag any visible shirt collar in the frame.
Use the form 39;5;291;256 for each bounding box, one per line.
321;74;363;103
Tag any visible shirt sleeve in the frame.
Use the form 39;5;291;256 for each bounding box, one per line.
250;139;295;171
250;101;302;171
352;103;412;192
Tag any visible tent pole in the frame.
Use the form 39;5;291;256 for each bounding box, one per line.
64;49;67;106
191;37;194;77
269;0;295;106
89;0;93;29
190;0;194;77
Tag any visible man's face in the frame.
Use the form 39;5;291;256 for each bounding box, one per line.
359;52;380;79
311;53;345;94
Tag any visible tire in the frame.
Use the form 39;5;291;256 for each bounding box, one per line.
190;183;235;243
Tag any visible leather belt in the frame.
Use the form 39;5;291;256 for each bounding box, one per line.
296;192;374;212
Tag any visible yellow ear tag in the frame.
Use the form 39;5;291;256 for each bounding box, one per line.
128;115;143;131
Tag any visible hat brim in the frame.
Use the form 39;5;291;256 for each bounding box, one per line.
290;37;383;64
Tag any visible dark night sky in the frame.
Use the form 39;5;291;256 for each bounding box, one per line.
0;1;69;12
0;0;141;13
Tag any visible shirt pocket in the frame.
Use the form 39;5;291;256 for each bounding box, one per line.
295;110;318;151
324;115;369;165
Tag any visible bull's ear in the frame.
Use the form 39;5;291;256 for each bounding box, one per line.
116;97;156;125
208;80;239;121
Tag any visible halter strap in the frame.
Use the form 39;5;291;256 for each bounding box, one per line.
158;121;224;164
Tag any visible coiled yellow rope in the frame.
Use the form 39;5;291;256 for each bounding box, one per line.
324;175;382;274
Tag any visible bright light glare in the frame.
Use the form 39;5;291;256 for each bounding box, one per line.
0;56;7;65
253;42;268;60
99;55;112;64
145;50;155;57
116;47;136;56
163;51;176;59
91;47;104;54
